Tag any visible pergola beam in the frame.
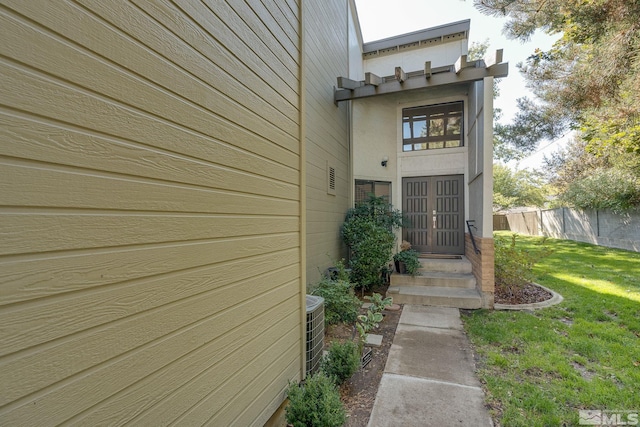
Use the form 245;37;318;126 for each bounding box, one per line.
455;54;476;74
336;76;363;90
365;72;382;87
334;62;508;103
484;49;504;68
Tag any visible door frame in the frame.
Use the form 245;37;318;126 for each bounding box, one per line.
402;174;465;255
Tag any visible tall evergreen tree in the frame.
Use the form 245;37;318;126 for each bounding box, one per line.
475;0;640;158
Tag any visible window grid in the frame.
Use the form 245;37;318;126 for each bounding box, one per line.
402;102;463;152
355;180;391;206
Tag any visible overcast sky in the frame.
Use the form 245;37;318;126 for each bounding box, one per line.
354;0;567;169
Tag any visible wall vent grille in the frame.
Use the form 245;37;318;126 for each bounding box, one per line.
327;162;336;195
306;295;324;377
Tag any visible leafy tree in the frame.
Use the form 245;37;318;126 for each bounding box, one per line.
543;138;640;211
467;38;490;61
476;0;640;209
542;138;609;191
474;0;640;160
560;168;640;212
493;163;547;211
494;97;568;159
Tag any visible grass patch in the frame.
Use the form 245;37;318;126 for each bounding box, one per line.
462;233;640;426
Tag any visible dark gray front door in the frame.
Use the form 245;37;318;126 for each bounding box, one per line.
402;175;464;254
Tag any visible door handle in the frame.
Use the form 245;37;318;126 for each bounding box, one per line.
432;215;437;229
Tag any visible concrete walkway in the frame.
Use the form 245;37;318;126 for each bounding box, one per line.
367;305;493;427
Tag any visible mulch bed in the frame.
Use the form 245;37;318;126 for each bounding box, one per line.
323;286;402;427
494;282;553;305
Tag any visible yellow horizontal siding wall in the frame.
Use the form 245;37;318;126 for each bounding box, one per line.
304;0;351;285
0;0;302;425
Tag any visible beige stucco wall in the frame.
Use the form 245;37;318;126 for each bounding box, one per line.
352;88;469;222
0;1;304;425
352;98;398;182
364;38;467;76
353;36;471;220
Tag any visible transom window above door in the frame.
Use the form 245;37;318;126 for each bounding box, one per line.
402;101;463;151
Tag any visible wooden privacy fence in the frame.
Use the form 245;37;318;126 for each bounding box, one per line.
493;208;640;252
493;215;509;231
493;211;539;235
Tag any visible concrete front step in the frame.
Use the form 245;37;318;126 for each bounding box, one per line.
417;256;472;274
390;271;476;289
387;286;482;309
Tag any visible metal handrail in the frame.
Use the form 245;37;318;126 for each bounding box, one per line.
466;220;481;254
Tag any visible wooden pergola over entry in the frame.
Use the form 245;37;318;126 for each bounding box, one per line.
334;50;508;103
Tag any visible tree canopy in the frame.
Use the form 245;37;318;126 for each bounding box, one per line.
476;0;640;157
493;163;547;211
477;0;640;209
543;138;640;212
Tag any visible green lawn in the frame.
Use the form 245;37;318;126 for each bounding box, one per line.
462;232;640;426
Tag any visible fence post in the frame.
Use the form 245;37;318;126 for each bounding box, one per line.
537;209;542;236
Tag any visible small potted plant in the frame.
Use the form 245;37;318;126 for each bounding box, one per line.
393;240;421;276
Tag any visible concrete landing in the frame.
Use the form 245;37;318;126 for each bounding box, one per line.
367;305;492;427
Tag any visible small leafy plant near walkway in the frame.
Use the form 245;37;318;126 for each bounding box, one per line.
462;232;640;426
285;373;346;427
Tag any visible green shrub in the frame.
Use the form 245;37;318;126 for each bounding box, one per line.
341;195;406;290
285;374;346;427
310;278;360;326
327;258;351;282
320;340;360;385
494;233;552;295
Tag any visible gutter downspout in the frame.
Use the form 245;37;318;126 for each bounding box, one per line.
298;0;308;380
